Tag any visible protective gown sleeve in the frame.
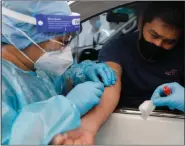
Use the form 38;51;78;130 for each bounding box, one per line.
62;60;96;94
49;60;96;95
2;85;81;145
64;60;96;85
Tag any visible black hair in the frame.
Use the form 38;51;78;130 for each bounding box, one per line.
142;2;184;31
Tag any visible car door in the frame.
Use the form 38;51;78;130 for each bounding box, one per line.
69;1;184;145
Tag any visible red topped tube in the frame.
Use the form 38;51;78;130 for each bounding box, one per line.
163;86;171;96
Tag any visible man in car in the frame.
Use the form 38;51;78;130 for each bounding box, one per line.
56;2;184;145
98;1;184;112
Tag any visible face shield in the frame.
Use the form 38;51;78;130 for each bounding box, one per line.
2;6;80;75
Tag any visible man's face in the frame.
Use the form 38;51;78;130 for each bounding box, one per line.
142;18;181;50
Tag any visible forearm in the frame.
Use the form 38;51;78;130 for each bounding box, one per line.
81;74;121;135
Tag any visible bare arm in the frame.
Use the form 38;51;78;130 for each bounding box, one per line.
81;61;122;135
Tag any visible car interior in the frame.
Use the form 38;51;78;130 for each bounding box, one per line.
76;2;146;62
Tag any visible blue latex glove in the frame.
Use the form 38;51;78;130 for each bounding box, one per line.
66;81;104;116
151;82;184;112
84;63;117;87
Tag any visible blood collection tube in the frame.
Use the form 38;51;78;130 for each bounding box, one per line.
163;86;171;96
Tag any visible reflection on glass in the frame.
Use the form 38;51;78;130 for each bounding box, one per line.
74;6;135;48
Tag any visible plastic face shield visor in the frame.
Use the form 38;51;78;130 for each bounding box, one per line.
2;6;80;52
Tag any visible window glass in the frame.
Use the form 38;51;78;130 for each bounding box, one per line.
71;6;136;49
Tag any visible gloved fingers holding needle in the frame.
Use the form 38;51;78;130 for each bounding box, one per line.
151;82;184;112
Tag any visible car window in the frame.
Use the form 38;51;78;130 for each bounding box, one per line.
70;4;138;62
77;7;136;48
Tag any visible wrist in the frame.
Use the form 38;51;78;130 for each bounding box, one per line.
81;117;100;136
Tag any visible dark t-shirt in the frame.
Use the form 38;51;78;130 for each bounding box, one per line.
98;32;184;108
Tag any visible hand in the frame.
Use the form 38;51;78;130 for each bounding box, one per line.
66;81;104;116
50;134;68;145
151;82;184;112
84;62;117;87
63;127;95;145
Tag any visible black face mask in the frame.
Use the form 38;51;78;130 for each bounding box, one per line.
139;36;169;61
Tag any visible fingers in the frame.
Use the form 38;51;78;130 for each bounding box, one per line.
96;68;109;86
87;63;117;87
81;81;104;91
74;139;82;145
93;82;104;92
105;64;117;85
89;72;101;83
151;82;180;102
92;95;101;106
111;70;117;85
95;89;103;98
152;96;171;107
50;134;68;145
103;66;117;85
151;83;173;100
64;138;74;145
152;95;176;110
66;128;81;139
103;67;112;85
151;88;163;100
154;82;178;95
98;63;117;86
102;63;117;85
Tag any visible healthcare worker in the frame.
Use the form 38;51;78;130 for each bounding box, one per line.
1;1;116;145
81;16;110;47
